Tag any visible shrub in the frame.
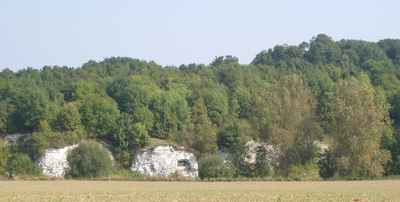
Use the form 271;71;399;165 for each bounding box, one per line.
6;153;41;177
110;169;144;180
318;150;336;179
254;146;274;177
67;141;113;178
288;162;320;181
0;139;9;175
199;155;236;179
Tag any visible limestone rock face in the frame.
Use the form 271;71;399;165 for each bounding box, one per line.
314;141;329;154
4;134;29;144
131;145;198;178
244;140;279;165
218;140;280;167
38;145;78;178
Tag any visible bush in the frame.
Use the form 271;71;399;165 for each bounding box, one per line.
254;145;274;177
67;141;113;178
318;150;336;179
6;153;41;177
288;162;320;181
0;139;9;175
199;155;236;179
110;169;144;180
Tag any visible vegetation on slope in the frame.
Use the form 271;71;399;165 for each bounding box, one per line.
1;34;400;179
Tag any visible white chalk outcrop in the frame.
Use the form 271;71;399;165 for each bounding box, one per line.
131;145;198;178
218;140;280;168
314;141;329;154
38;144;78;178
243;140;279;165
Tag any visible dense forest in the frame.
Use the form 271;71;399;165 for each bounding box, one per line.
1;34;400;179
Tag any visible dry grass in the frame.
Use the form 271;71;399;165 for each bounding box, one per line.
0;180;399;202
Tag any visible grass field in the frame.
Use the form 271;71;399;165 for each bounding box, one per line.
0;180;399;202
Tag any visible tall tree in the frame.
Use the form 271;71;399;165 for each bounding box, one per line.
79;96;120;138
190;98;217;155
329;74;391;177
266;74;322;174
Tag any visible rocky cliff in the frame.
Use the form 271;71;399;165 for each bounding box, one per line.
37;145;78;178
131;145;198;178
243;140;279;165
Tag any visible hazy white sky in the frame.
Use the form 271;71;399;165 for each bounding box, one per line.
1;0;399;70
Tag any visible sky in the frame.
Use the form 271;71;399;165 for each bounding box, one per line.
1;0;399;71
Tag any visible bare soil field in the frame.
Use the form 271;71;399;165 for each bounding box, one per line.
0;180;398;202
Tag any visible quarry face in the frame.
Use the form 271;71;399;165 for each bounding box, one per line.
38;145;78;178
131;145;198;178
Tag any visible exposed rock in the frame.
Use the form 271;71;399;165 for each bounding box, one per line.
131;145;198;178
4;134;29;144
243;140;278;165
313;141;329;154
38;145;78;178
218;140;280;168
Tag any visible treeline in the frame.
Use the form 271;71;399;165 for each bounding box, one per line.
1;34;400;179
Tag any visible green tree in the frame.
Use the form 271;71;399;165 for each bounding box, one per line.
11;87;52;132
151;88;190;139
190;98;217;155
378;39;400;65
54;103;82;132
67;141;113;178
0;139;9;175
107;76;160;114
254;146;273;177
6;153;41;177
329;75;391;177
266;74;322;175
306;34;342;64
0;100;15;135
198;155;236;179
79;96;120;138
202;86;229;126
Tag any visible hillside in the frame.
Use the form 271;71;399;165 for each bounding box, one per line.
1;34;400;179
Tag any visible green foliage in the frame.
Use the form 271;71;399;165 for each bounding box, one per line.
151;88;190;139
266;74;322;175
11;86;53;131
1;34;400;179
6;153;41;177
328;75;391;177
67;141;113;178
0;100;15;135
113;114;150;168
54;103;82;132
79;96;120;138
218;123;241;151
252;45;306;68
107;76;160;115
318;150;336;179
254;146;274;177
18;120;83;160
0;139;9;175
202;86;229;126
199;155;236;179
379;39;400;65
190;98;217;155
306;34;342;64
288;162;320;181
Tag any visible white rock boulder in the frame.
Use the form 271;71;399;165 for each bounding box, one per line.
131;145;198;178
314;141;329;154
244;140;279;165
38;144;78;178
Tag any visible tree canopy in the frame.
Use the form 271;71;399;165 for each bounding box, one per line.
1;34;400;179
